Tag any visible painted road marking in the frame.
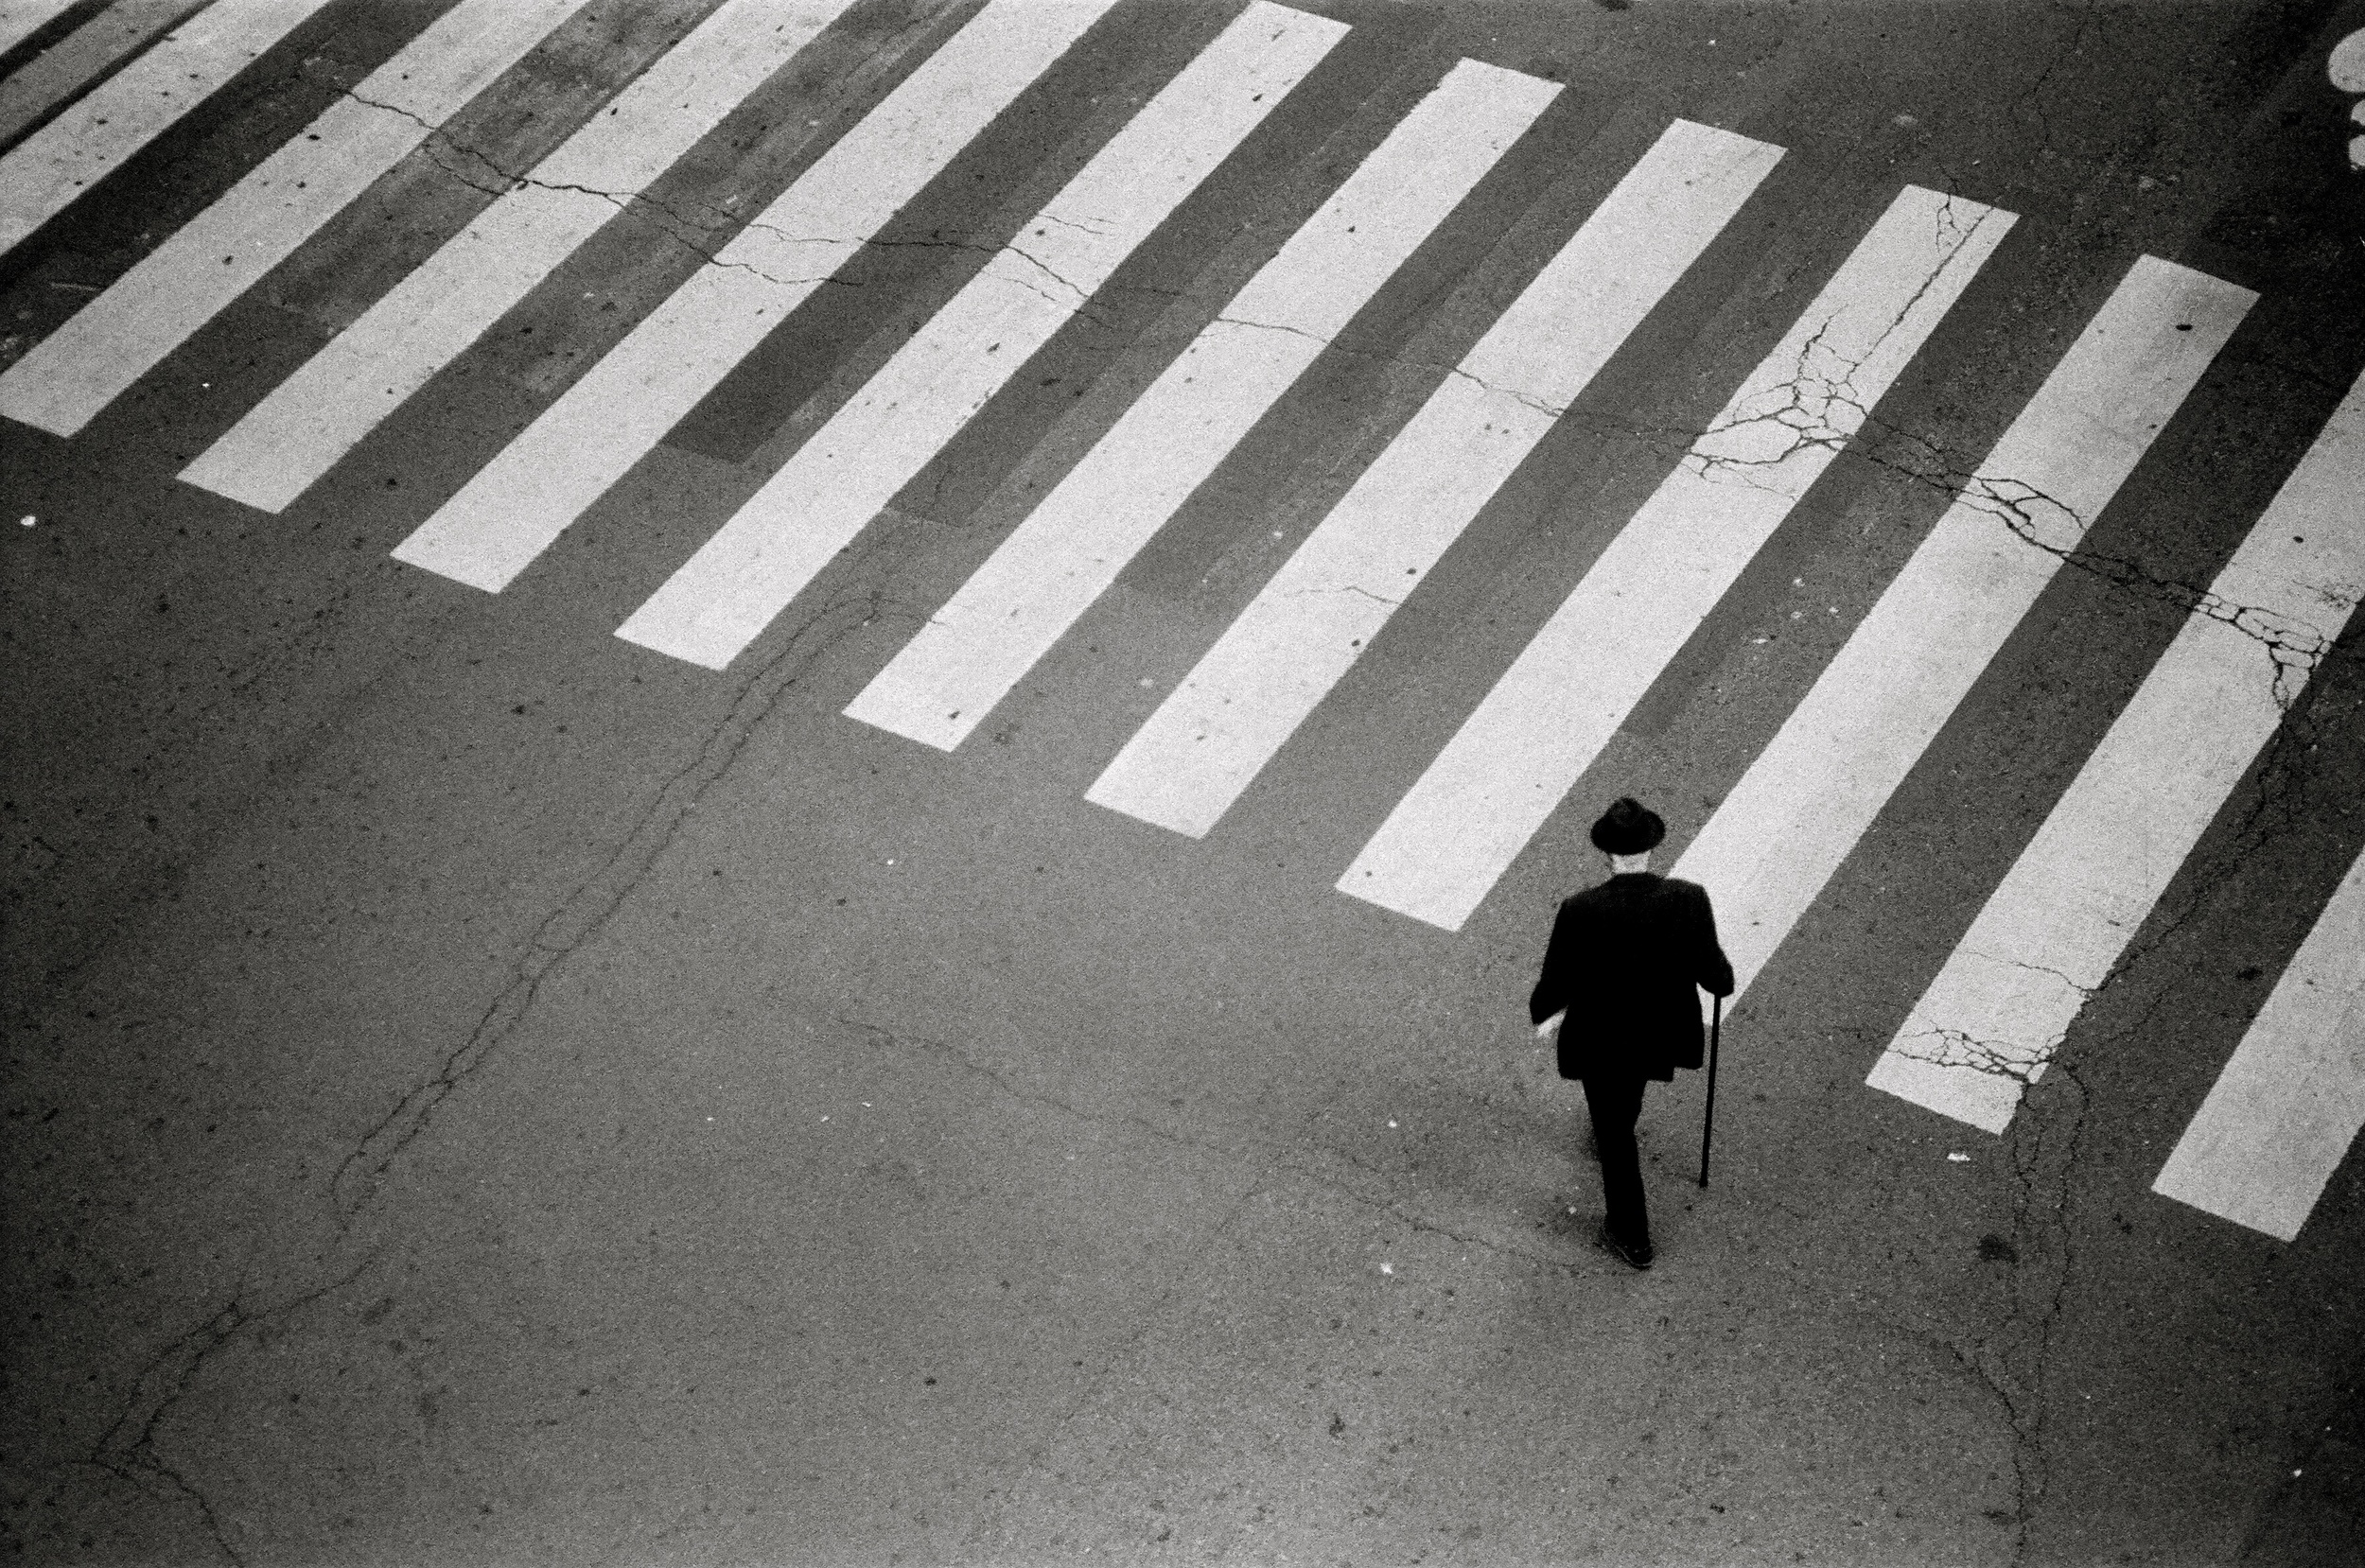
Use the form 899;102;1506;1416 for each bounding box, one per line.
615;1;1350;671
1343;184;2015;930
1670;256;2257;999
1868;370;2365;1133
392;0;1122;595
2152;845;2365;1242
1084;119;1784;838
180;0;857;513
0;0;338;260
0;0;81;60
0;0;212;150
0;0;587;435
842;58;1562;752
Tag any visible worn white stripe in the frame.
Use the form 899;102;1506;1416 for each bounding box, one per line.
2152;846;2365;1242
616;1;1350;670
392;0;1121;594
0;0;212;149
1672;255;2258;1000
0;0;587;435
0;0;337;261
0;0;79;59
1083;119;1782;839
1342;185;2014;929
1869;370;2365;1133
844;59;1561;751
181;0;856;513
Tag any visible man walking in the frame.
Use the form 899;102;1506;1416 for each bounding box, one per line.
1530;797;1735;1270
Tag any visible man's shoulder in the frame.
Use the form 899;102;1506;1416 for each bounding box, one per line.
1647;877;1715;918
1559;874;1709;912
1609;875;1711;914
1558;880;1619;913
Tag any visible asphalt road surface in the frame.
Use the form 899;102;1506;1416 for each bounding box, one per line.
6;1;2364;1563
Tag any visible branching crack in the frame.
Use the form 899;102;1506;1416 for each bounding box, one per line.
317;77;1129;320
1888;1023;2050;1083
82;1254;377;1567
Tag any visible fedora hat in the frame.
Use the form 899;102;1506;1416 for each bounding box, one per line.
1589;796;1665;856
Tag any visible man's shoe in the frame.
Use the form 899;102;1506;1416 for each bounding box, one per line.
1598;1226;1654;1271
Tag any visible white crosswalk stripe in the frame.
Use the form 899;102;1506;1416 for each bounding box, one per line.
842;56;1562;752
1671;255;2256;1001
1343;183;2015;930
0;0;82;61
0;0;587;435
1868;369;2365;1134
0;0;337;259
1085;118;1783;839
179;0;860;514
391;0;1123;595
2152;844;2365;1241
615;0;1350;671
0;0;210;149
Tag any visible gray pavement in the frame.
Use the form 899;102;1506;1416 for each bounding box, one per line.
6;1;2365;1563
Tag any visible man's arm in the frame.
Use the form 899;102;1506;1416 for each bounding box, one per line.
1530;900;1579;1029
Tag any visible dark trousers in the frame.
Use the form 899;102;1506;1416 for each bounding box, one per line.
1581;1073;1650;1246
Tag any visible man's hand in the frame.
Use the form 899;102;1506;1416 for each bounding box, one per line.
1534;1009;1565;1041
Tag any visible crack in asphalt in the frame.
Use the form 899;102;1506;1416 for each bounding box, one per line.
1880;635;2350;1560
1972;621;2355;1542
1996;1051;2093;1560
1889;647;2346;1559
1746;402;2346;686
89;568;901;1557
1975;949;2102;1001
1864;1040;2096;1559
1187;276;2339;709
1281;582;1400;607
81;1254;377;1567
332;69;1125;322
1887;1023;2050;1084
330;583;896;1223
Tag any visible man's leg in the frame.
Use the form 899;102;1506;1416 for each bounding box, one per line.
1582;1074;1651;1256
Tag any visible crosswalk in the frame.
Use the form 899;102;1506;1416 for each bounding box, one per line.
1;0;588;430
844;53;1563;751
179;0;862;513
616;0;1347;669
0;1;84;61
6;0;2358;1243
0;0;207;148
1088;117;1783;837
0;0;338;259
387;0;1121;593
1348;181;2017;930
1673;257;2258;1002
1869;375;2365;1130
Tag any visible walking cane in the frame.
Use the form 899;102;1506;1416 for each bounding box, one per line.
1698;993;1722;1188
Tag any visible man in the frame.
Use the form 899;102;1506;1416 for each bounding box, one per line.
1530;796;1734;1271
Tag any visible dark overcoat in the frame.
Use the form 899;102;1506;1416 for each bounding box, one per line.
1528;872;1736;1082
